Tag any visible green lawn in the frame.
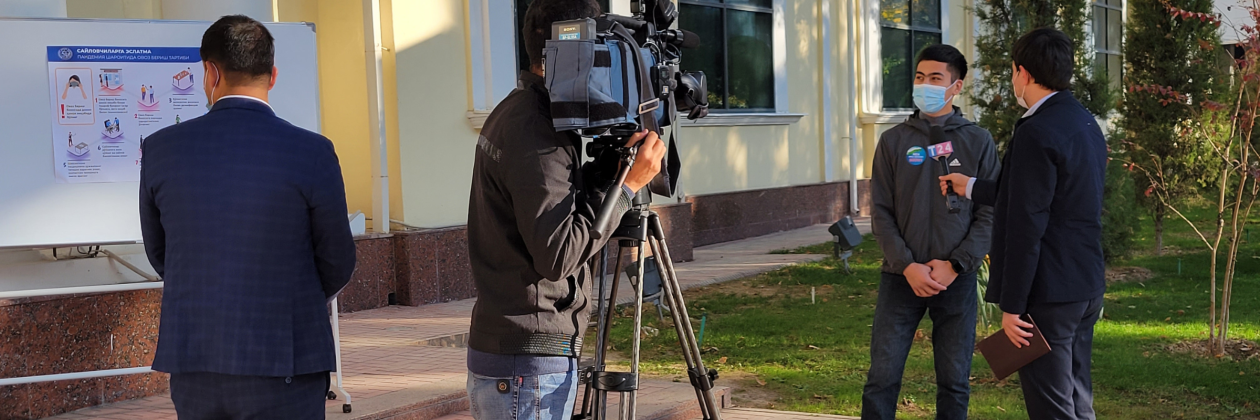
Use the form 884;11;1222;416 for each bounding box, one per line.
609;208;1260;419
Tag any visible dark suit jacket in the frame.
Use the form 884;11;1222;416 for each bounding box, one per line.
139;97;357;377
971;91;1107;314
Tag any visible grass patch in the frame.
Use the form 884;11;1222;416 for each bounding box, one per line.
608;209;1260;418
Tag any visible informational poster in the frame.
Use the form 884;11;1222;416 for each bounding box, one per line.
47;46;205;183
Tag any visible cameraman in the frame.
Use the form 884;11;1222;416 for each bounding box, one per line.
465;1;666;419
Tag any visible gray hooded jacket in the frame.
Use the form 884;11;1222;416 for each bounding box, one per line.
871;108;1000;275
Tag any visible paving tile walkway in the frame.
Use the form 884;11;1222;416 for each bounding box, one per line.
45;221;868;420
435;406;859;420
717;408;859;419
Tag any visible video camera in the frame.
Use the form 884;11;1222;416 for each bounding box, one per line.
544;0;709;237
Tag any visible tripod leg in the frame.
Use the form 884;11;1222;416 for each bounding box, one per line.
594;248;628;420
577;248;610;420
626;239;647;420
649;236;713;419
648;215;723;420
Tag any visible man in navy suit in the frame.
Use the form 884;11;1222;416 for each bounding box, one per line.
942;28;1108;419
139;15;356;419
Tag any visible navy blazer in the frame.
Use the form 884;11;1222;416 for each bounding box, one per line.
139;98;357;377
970;91;1107;314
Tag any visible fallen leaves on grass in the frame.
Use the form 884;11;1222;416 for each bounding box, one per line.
1163;338;1260;361
913;329;929;342
1106;266;1155;283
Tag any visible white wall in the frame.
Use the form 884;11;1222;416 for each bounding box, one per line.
160;0;271;21
0;0;68;18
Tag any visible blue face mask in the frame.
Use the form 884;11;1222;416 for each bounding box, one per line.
912;82;957;114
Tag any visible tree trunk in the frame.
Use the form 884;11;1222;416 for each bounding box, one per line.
1155;203;1165;256
1209;159;1231;356
1222;149;1251;347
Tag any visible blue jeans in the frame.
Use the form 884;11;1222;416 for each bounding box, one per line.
862;271;978;420
467;370;579;420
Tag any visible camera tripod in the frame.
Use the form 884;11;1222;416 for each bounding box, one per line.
574;193;722;420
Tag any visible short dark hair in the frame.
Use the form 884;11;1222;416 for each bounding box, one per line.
523;0;602;71
1012;27;1074;91
915;44;968;81
200;15;275;84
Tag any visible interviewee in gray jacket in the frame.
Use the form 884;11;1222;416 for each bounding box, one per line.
862;44;1001;420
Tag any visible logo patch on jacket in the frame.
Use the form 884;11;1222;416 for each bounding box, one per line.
950;158;962;167
906;146;926;166
477;135;503;162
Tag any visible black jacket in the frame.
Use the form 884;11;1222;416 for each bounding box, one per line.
971;92;1108;314
467;72;631;357
871;108;1000;276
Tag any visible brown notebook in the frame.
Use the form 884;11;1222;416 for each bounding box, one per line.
977;315;1051;380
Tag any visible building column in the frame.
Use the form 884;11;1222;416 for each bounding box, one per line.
0;0;67;18
161;0;272;22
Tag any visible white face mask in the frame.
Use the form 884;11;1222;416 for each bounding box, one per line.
1014;68;1030;109
205;62;220;111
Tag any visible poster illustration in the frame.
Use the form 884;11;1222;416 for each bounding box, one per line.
47;46;205;183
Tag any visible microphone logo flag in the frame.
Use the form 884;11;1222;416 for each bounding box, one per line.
927;141;954;159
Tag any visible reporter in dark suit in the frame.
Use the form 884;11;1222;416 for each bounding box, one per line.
941;28;1107;420
139;15;356;419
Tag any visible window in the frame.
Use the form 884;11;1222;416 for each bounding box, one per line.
514;0;611;72
880;0;941;110
1093;0;1123;88
680;0;776;111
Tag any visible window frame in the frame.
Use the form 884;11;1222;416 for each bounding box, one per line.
680;0;778;114
855;0;953;122
1092;0;1124;88
878;0;944;111
468;0;795;129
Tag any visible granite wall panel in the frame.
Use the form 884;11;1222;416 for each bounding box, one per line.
0;289;165;420
392;227;473;306
689;180;868;247
337;235;396;313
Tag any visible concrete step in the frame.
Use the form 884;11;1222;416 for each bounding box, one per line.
324;381;468;420
716;407;859;419
407;381;729;420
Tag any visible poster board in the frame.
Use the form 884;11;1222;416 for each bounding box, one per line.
0;18;321;249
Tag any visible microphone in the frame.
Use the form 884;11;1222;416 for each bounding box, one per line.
661;29;702;49
599;15;701;49
928;126;962;214
601;14;647;31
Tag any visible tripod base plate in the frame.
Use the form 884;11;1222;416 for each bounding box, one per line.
591;371;639;392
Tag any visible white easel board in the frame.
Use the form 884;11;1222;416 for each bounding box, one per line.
0;18;321;249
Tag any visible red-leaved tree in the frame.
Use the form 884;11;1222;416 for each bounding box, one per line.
1126;0;1260;357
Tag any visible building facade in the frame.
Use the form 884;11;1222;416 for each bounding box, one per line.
0;0;1135;417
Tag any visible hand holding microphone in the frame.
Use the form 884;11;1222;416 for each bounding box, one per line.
927;126;962;214
939;173;971;197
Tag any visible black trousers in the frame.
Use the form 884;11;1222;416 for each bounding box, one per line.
169;371;330;420
1017;296;1104;420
